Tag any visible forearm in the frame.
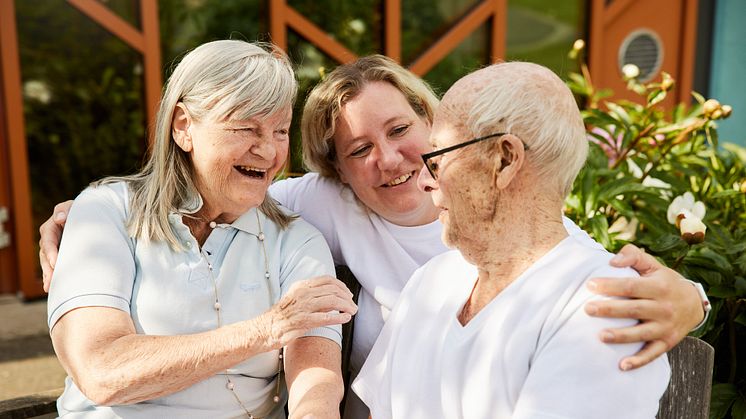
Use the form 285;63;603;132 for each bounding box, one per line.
52;307;274;405
285;336;344;419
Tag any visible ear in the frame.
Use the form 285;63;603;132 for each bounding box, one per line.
171;103;193;152
492;135;525;190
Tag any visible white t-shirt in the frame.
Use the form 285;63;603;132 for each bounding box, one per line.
48;182;340;418
270;173;447;375
352;236;671;419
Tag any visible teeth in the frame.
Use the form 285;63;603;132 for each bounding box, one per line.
237;166;267;173
386;172;412;187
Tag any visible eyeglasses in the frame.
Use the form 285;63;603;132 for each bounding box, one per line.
421;132;528;180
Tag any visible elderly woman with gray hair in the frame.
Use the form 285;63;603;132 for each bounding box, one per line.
353;62;670;418
47;40;356;418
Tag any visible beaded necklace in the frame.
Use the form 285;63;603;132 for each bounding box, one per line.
202;210;282;419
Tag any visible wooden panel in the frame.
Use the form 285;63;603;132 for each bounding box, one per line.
269;0;508;73
384;0;401;62
0;0;41;298
0;37;17;295
588;0;698;108
409;1;497;76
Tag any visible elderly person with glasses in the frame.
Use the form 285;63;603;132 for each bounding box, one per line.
352;62;671;419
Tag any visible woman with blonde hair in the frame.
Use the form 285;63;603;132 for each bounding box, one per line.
47;40;356;418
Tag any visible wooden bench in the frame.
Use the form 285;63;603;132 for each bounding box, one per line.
656;336;715;419
0;388;60;419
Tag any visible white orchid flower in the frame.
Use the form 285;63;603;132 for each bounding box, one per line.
667;192;706;226
680;216;706;245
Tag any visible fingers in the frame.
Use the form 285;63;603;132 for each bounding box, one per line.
288;276;355;303
585;299;673;322
618;340;670;371
39;212;68;292
587;276;668;300
597;319;679;348
52;201;73;227
609;244;659;274
39;247;53;292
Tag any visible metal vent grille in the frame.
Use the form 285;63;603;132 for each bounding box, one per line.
618;30;663;82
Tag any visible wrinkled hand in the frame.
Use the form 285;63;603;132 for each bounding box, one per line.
584;244;704;371
39;200;74;292
260;276;357;349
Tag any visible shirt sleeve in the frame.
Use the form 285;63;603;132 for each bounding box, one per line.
269;173;345;264
278;221;342;346
351;266;427;419
511;265;671;419
47;183;137;329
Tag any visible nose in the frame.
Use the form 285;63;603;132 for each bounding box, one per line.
417;164;437;192
251;137;277;161
374;141;404;171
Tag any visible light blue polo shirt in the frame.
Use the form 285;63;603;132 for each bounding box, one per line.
48;181;341;418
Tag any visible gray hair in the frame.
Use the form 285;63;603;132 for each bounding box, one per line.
98;40;297;249
465;62;587;197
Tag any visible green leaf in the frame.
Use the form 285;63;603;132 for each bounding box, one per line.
596;178;650;202
710;383;738;419
732;396;746;419
735;276;746;295
605;102;632;126
692;91;706;105
710;190;742;199
686;248;734;276
647;88;667;107
588;214;611;249
647;234;687;253
735;310;746;327
707;285;739;298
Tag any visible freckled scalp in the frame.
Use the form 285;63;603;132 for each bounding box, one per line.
439;62;587;197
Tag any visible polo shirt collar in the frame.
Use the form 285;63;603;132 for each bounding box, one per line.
173;193;263;237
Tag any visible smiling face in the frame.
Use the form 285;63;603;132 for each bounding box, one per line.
333;81;439;226
174;105;291;223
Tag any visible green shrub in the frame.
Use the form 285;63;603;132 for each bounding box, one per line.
566;43;746;419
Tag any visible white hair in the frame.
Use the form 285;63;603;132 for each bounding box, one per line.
465;62;587;197
97;40;297;249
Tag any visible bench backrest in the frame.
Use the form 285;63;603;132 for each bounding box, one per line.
656;336;715;419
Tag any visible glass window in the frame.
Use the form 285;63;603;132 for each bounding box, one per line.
17;2;146;252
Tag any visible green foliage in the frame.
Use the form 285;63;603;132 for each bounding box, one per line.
565;52;746;419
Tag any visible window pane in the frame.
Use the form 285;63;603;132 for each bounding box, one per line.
402;0;482;64
17;2;146;246
506;0;587;78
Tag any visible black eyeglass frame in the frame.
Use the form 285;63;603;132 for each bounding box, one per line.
421;132;527;180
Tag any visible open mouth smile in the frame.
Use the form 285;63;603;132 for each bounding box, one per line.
234;165;268;180
382;171;415;187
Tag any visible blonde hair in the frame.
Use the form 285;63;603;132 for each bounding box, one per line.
465;62;587;197
98;40;297;249
301;55;439;179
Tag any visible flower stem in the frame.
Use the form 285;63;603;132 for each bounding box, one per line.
671;247;689;270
